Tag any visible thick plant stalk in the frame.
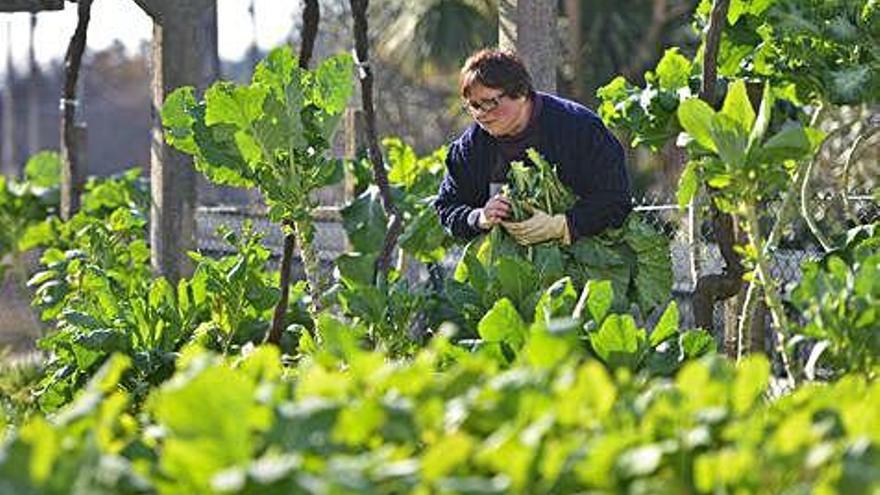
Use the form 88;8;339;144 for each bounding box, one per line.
350;0;403;284
692;0;746;339
742;202;796;387
737;105;827;358
267;0;320;346
294;218;324;318
60;0;93;220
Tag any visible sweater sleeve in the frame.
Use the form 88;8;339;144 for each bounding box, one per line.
434;141;486;241
564;119;633;240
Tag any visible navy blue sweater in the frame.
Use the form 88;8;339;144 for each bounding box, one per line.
434;92;632;241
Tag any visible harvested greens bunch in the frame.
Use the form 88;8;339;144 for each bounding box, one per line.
503;149;576;221
450;149;672;332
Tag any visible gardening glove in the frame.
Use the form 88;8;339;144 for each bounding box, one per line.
502;209;571;246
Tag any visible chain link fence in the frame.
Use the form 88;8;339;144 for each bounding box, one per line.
195;192;879;329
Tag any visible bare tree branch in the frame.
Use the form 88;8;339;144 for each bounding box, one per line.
350;0;404;284
60;0;93;220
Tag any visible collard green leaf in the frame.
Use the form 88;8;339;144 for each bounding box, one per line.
161;87;200;155
534;277;579;324
478;298;527;350
747;83;773;154
335;252;377;287
204;83;268;129
24;151;61;189
586;279;614;324
681;329;716;358
655;48;692;90
732;355;770;414
650;301;679;347
590;314;646;370
709;113;748;167
312;53;355;115
677;161;699;208
759;124;813;163
720;80;756;134
399;207;447;263
494;256;539;313
341;187;388;254
152;365;262;493
677;98;718;152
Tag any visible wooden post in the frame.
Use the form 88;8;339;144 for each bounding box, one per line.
133;0;218;284
498;0;558;92
26;13;39;157
1;23;15;177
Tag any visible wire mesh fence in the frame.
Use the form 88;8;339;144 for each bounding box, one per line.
195;192;879;330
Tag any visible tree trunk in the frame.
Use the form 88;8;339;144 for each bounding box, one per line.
563;0;584;101
135;0;218;285
499;0;558;92
60;0;93;220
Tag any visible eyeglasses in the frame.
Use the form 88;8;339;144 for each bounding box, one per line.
462;92;507;115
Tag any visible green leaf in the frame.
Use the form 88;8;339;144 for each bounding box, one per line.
655;48;692;90
478;298;527;350
586;279;614;324
650;301;679;347
732;355;770;414
677;99;718;152
710;113;748;167
204;83;268;129
494;256;538;311
161;87;200;155
681;329;716;358
152;365;263;493
747;83;773;153
422;433;474;481
721;80;756;133
341;187;388;254
335;252;377;287
385;137;420;189
24;151;61;189
18;221;55;252
590;314;646;370
677;161;699;208
760;124;813;162
312;53;354;115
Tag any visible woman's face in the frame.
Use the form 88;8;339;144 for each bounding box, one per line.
463;82;531;137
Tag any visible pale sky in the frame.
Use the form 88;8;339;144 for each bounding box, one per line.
1;1;299;76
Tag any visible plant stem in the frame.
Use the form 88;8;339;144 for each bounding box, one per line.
799;105;833;252
742;202;796;387
267;0;320;347
737;104;827;360
294;218;324;319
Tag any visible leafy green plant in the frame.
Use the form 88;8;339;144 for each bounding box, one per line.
0;151;61;282
503;148;576;221
25;207;289;411
696;0;880;105
676;79;823;381
1;327;876;494
162;46;353;318
187;224;287;354
597;48;699;151
790;222;880;380
335;138;451;355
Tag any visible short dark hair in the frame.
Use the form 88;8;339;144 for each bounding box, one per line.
459;48;534;99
